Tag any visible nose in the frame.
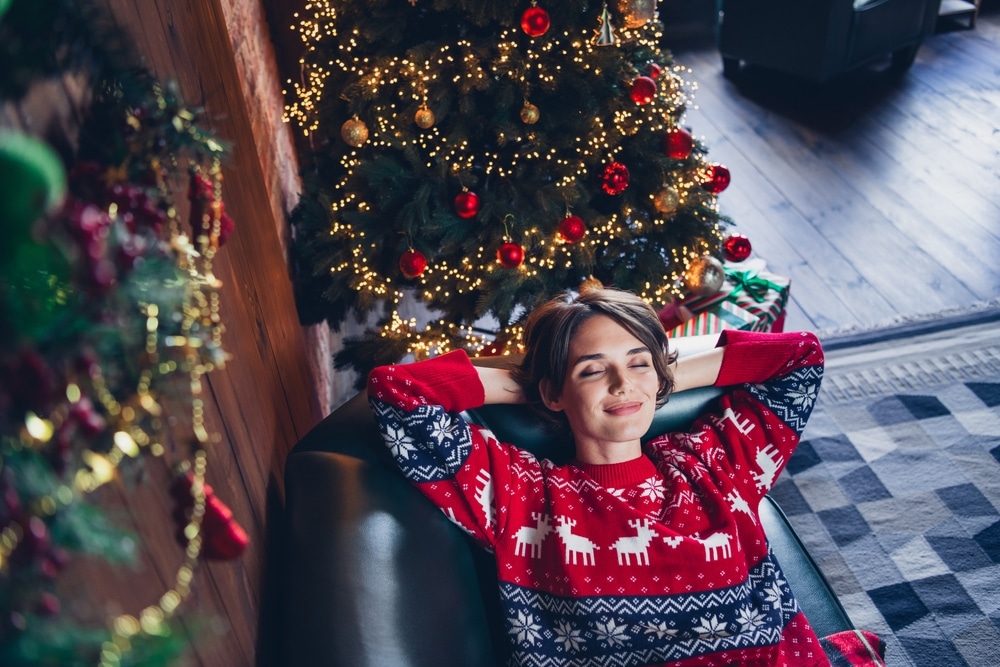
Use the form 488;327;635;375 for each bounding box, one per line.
610;367;632;395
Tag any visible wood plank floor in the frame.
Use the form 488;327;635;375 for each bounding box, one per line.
668;9;1000;335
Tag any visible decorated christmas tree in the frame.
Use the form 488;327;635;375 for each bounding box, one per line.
287;0;734;383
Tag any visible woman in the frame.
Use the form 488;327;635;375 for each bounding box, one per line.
368;287;883;666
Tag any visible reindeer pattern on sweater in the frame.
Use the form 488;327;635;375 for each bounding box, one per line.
368;330;827;666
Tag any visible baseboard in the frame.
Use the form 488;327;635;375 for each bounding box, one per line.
818;300;1000;351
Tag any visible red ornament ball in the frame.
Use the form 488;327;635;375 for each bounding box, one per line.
521;6;550;37
702;163;731;194
630;76;657;105
399;249;428;278
454;190;481;218
645;62;662;79
723;233;752;262
663;127;693;160
497;242;525;268
201;495;251;560
557;215;586;243
600;162;630;196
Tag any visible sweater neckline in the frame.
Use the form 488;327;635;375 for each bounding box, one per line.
572;454;658;488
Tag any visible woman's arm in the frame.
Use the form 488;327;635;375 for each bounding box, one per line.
368;351;527;549
476;365;526;405
668;333;720;359
671;346;725;393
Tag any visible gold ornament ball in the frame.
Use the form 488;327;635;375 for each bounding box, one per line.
684;255;726;297
340;117;369;147
651;186;679;215
415;106;435;129
616;0;657;29
520;102;540;125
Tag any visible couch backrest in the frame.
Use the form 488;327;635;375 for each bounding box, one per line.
463;385;725;464
282;385;724;666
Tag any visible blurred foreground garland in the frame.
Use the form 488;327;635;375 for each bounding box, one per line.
0;1;245;664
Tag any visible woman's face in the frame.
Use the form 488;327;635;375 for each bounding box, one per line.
542;314;659;463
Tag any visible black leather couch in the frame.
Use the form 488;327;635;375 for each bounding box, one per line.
280;383;854;666
717;0;943;81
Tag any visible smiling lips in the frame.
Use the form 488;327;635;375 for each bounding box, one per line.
605;401;643;416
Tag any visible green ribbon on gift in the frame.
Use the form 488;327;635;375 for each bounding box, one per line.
725;269;775;303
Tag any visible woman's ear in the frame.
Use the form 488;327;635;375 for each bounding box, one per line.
539;378;563;412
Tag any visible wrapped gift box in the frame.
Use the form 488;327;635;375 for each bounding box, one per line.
659;260;791;335
664;299;761;338
724;266;791;333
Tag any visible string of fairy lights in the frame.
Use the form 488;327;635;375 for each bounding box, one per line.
284;2;725;361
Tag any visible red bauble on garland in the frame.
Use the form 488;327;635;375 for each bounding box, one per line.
454;190;481;218
723;233;752;262
599;162;630;195
645;62;662;79
171;471;249;561
188;172;235;248
557;215;586;243
497;242;525;268
630;76;657;105
399;249;428;278
521;5;550;37
662;127;693;160
702;163;731;194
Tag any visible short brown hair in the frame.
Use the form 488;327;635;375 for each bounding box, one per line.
512;287;677;423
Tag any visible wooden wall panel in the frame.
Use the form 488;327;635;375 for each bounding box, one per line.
96;1;326;664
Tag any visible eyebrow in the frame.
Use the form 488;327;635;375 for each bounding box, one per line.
571;346;651;367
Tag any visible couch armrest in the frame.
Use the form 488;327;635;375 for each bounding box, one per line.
760;495;854;638
282;447;498;666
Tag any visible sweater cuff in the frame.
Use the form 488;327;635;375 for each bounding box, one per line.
714;330;798;387
411;349;486;412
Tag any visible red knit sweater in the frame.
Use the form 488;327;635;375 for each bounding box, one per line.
368;330;829;666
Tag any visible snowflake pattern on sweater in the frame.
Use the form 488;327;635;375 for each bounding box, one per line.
368;330;827;666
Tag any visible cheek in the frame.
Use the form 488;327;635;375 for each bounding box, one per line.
641;374;661;395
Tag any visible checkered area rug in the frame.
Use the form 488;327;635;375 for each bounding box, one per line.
771;326;1000;667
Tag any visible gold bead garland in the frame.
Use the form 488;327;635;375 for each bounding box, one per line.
95;161;228;663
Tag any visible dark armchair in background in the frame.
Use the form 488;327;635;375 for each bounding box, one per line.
278;378;855;665
717;0;943;81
